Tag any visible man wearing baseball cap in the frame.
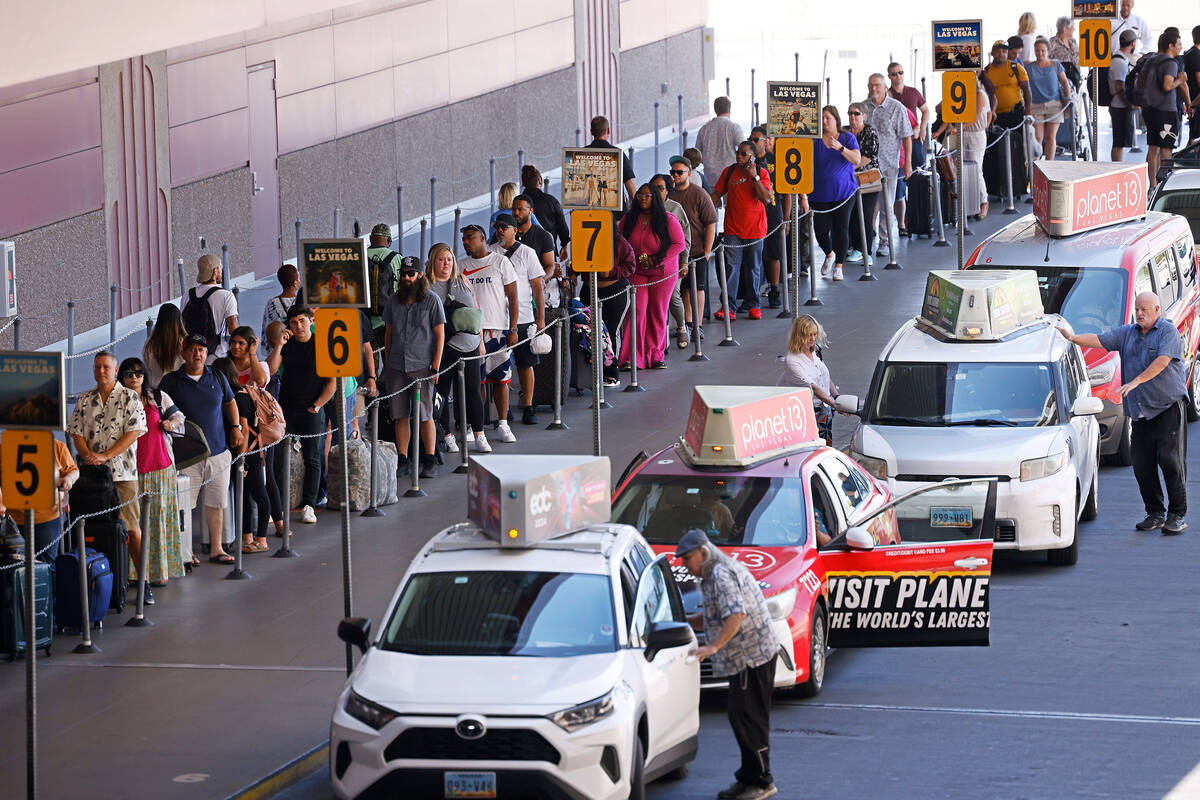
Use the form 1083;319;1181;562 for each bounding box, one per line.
676;529;779;800
367;222;401;346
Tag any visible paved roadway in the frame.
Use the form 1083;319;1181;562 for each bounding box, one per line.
5;175;1200;800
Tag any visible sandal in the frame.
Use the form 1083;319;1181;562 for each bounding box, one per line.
208;553;235;565
242;543;263;554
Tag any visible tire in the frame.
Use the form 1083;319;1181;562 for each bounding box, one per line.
1048;495;1079;566
1080;454;1099;523
1105;415;1133;467
1189;361;1200;422
792;605;826;698
661;763;689;782
627;734;646;800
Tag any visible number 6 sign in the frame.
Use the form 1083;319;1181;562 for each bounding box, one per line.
941;71;977;124
314;308;363;378
1;430;55;511
773;137;814;194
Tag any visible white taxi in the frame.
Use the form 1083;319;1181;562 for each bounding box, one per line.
329;455;699;800
840;271;1102;566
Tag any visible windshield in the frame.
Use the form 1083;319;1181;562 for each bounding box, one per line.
988;266;1127;335
381;571;616;657
869;362;1058;427
1151;189;1200;244
612;475;808;547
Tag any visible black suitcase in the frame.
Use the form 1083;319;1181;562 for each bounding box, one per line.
905;172;935;238
531;306;570;411
983;124;1028;200
1;558;54;659
69;464;121;524
82;520;128;613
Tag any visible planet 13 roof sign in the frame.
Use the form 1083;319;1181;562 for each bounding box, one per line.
1031;161;1146;238
681;385;821;467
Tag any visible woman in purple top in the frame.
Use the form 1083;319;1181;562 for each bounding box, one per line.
800;106;862;281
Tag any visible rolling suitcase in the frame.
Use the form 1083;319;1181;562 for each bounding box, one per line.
83;520;128;613
1;558;54;659
960;161;983;218
904;171;935;238
68;465;121;524
531;306;570;411
53;547;112;630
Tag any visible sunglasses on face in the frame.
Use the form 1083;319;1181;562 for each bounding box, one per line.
122;370;144;378
750;137;764;143
494;224;511;230
848;111;862;116
669;169;687;175
736;151;752;157
400;269;421;277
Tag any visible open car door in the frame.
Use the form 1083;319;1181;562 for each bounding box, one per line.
820;478;997;648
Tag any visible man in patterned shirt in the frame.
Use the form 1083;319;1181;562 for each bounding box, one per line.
68;351;148;575
677;529;779;800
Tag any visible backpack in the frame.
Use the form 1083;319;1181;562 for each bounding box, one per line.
182;286;222;352
242;383;286;449
1094;60;1117;107
369;251;399;319
1126;54;1167;109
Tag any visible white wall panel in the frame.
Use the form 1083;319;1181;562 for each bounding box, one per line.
335;69;396;134
446;0;516;51
332;12;395;81
391;2;450;65
246;26;335;96
276;85;336;152
514;18;575;82
619;0;707;51
448;36;516;101
394;53;451;117
166;49;248;126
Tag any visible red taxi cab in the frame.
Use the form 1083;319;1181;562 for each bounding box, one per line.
966;160;1200;464
612;385;997;695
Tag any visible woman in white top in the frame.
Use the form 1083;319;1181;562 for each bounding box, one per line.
779;315;839;444
935;79;993;218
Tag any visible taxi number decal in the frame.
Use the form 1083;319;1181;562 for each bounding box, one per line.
730;550;777;570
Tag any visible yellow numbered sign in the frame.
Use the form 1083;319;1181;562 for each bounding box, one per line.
941;71;977;124
570;210;614;273
1;430;56;511
1079;20;1111;67
314;308;363;378
773;137;814;194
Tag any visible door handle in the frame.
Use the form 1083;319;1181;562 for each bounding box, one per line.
252;171;264;195
953;556;989;570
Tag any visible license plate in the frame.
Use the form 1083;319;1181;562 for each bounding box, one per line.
444;771;496;799
930;506;973;527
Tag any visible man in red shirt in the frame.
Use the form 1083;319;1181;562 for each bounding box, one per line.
711;141;773;320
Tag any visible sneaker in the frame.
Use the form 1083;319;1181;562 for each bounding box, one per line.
141;584;155;605
767;286;782;308
603;377;621;388
651;361;668;369
676;326;690;349
522;406;538;425
300;505;317;524
419;455;439;479
397;454;411;478
473;432;492;452
876;245;890;257
845;248;863;263
832;265;844;281
713;309;736;321
1163;514;1188;535
465;426;475;439
496;420;517;443
748;308;762;320
820;252;834;276
443;433;460;453
1135;513;1165;531
718;782;749;799
735;784;778;800
619;362;632;371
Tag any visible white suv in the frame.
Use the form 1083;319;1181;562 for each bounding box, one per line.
329;521;699;800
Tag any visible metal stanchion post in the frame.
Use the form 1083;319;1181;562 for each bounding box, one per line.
66;301;75;398
855;188;877;281
126;494;154;626
1090;70;1099;161
589;273;603;455
72;519;99;651
750;68;756;122
753;102;760;128
453;208;462;256
404;385;426;498
221;243;230;289
455;362;473;470
547;320;569;428
419;219;427;258
682;130;689;149
13;317;20;350
226;455;250;580
396;186;404;248
1024;120;1035;204
625;284;644;392
725;76;730;97
825;76;831;101
176;256;187;303
590;283;612;410
1003;127;1018;213
930;135;950;247
145;319;152;342
362;401;385;516
795;52;799;81
791;203;802;313
333;208;341;237
429;178;437;243
677;94;684;151
24;509;36;800
273;437;299;558
575;128;582;146
517;149;524;184
776;220;792;318
848;69;853;105
688;259;708;361
805;212;823;306
653;102;660;174
715;245;739;347
957;122;968;268
109;285;117;344
335;381;355;676
293;221;301;267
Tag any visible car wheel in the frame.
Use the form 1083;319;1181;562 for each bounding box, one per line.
1080;454;1099;523
792;606;826;698
1105;415;1133;467
1048;495;1079;566
628;734;646;800
1189;362;1200;422
660;762;689;781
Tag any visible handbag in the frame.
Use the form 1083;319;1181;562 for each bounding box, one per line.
169;421;211;471
854;168;882;187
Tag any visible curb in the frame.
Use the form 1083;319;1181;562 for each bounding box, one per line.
225;740;330;800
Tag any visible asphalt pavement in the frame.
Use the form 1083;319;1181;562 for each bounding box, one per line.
5;155;1200;800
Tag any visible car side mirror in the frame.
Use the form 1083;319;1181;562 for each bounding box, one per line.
1071;396;1104;417
338;616;372;654
835;394;861;416
845;526;875;551
644;620;695;662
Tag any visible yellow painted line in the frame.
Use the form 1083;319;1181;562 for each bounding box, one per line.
1164;761;1200;799
225;740;329;800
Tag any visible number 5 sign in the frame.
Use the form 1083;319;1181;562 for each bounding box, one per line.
1;430;55;511
314;308;363;378
941;71;977;124
773;137;814;194
570;210;614;272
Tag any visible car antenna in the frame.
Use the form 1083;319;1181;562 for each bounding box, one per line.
1044;238;1051;263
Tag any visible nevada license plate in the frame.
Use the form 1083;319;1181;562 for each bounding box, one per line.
444;771;497;798
930;506;973;527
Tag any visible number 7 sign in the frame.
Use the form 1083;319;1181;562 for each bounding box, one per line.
1;430;56;511
569;210;614;272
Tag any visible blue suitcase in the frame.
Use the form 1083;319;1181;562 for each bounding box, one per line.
2;559;54;659
54;548;112;631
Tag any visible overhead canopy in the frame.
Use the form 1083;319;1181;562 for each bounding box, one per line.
680;385;822;467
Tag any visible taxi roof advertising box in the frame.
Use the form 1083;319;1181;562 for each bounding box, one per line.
467;455;611;546
681;385;822;467
1031;160;1146;238
920;271;1043;340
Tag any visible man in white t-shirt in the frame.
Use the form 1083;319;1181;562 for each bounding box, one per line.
460;224;520;443
489;213;546;427
185;254;239;363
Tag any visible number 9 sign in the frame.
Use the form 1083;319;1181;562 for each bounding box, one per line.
773;137;813;194
1;430;56;511
314;308;363;378
941;71;977;124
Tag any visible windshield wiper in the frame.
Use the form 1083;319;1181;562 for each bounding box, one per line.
947;418;1019;427
870;416;940;426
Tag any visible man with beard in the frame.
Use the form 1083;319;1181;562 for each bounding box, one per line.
383;260;446;479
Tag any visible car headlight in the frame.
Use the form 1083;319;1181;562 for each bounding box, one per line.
765;587;798;621
1020;450;1066;481
1088;355;1119;387
547;690;615;732
851;451;887;480
344;690;398;730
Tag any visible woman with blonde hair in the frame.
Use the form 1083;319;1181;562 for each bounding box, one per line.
1017;12;1037;60
780;315;840;444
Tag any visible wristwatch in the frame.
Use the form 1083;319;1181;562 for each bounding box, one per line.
753;173;761;182
838;144;846;154
232;424;243;430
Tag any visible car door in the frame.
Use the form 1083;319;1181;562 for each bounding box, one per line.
818;454;898;545
1064;346;1099;489
629;555;698;763
820;478;997;648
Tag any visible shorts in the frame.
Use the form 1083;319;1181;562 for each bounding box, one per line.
385;367;434;420
1144;107;1182;149
115;480;140;531
1030;99;1064;123
513;323;540;369
762;218;784;263
1110;106;1135;149
181;449;232;510
895;175;907;202
683;252;710;294
482;331;514;383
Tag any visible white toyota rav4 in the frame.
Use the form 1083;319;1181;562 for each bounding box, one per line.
329;455;700;800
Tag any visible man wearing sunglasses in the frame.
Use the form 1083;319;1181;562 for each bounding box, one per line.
669;156;717;338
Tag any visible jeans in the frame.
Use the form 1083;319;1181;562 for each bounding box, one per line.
241;457;271;539
724;234;764;310
285;407;326;508
812;197;854;263
33;517;62;563
1132;400;1188;517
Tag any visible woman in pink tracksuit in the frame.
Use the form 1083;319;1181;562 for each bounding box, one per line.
618;184;687;369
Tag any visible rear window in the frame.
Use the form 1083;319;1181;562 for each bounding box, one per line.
982;266;1127;335
1151;189;1200;245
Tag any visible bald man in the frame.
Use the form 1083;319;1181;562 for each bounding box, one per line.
1059;292;1189;534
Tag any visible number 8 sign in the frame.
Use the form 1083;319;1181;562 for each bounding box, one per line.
773;137;813;194
1;430;55;511
941;71;977;124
